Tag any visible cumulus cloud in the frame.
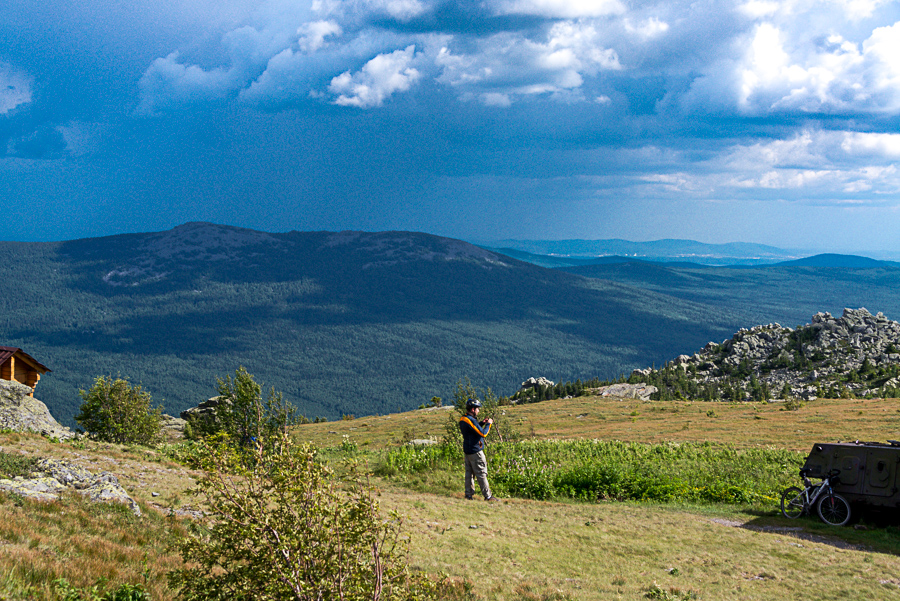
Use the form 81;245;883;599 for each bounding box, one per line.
298;20;343;52
624;17;669;39
840;132;900;158
622;130;900;202
676;11;900;117
312;0;430;22
0;63;32;115
328;45;421;107
136;24;297;114
435;22;620;104
492;0;625;18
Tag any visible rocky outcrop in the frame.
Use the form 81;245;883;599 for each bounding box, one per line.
591;383;658;401
180;396;228;435
519;377;555;393
160;413;186;440
637;308;900;401
0;380;75;440
0;458;140;515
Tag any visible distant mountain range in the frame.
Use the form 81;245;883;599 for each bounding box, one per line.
4;223;900;427
486;239;900;266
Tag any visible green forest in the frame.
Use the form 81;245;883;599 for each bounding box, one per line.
2;224;899;426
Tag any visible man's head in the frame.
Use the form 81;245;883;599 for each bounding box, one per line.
465;398;482;414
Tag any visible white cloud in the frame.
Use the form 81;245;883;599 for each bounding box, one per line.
841;132;900;158
435;23;620;104
298;20;343;52
492;0;625;18
137;53;235;114
312;0;429;21
618;129;900;203
481;92;512;107
624;17;670;39
677;15;900;117
329;45;421;107
737;1;780;18
0;63;32;115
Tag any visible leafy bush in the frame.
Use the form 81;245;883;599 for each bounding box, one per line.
168;434;439;600
186;367;298;447
75;376;163;446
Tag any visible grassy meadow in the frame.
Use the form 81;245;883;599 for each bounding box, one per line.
2;394;900;599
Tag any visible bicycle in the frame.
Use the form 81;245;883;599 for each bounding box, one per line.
780;468;851;526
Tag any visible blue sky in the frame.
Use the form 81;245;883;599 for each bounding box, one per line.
2;0;900;252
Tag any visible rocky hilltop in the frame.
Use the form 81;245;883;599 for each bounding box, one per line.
633;308;900;401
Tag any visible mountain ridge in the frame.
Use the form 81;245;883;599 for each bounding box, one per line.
1;223;735;425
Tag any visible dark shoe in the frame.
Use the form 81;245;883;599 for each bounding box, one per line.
485;496;500;502
464;496;474;500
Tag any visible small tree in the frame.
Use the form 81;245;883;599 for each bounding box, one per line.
197;366;298;447
444;377;517;445
168;434;438;600
75;376;163;446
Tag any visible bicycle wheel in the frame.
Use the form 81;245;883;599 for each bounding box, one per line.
780;486;805;518
817;493;851;526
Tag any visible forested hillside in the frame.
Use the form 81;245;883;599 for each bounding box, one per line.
557;261;900;331
1;223;738;425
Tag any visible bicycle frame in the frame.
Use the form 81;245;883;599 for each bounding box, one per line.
800;476;831;511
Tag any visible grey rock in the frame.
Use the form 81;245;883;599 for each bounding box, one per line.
519;377;555;392
0;457;141;515
595;383;658;400
0;380;75;440
643;308;900;401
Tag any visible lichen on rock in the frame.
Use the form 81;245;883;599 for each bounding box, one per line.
0;457;141;515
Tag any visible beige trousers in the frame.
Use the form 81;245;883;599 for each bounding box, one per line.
464;450;492;499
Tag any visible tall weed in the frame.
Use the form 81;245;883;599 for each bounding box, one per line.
379;439;803;505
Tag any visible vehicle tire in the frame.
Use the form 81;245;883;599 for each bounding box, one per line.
817;493;851;526
780;486;805;518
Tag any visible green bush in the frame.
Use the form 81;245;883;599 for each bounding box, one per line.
190;366;297;447
75;376;163;446
168;434;439;600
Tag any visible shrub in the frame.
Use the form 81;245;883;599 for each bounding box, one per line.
75;376;163;446
168;434;438;600
190;366;298;447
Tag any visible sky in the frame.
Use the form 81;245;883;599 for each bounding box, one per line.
2;0;900;252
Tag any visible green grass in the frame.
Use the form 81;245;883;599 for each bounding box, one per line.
377;439;803;505
0;451;38;478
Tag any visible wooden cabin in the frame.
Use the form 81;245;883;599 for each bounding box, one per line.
0;346;50;397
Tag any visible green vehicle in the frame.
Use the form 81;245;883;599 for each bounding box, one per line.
781;440;900;525
802;441;900;506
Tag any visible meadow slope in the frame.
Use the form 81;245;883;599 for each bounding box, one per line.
3;393;900;600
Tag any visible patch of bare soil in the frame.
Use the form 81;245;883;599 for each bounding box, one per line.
709;517;864;550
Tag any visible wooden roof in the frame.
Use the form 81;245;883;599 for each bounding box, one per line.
0;346;51;373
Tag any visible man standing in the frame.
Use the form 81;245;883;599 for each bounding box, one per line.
458;398;498;501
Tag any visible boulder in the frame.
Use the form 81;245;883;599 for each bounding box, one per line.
0;380;75;440
0;457;141;515
519;377;555;393
180;396;230;434
595;383;658;401
160;413;186;441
